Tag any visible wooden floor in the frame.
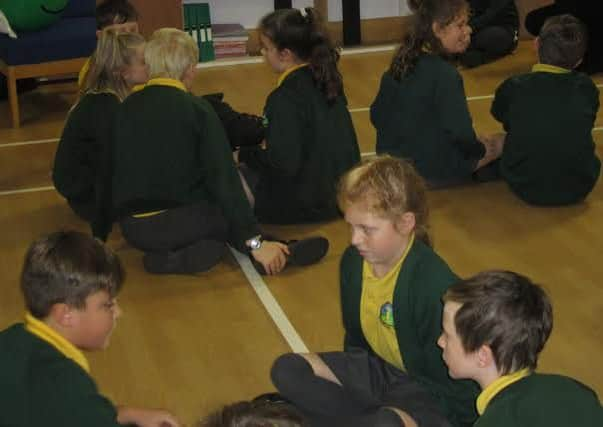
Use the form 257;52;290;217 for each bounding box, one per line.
1;41;602;424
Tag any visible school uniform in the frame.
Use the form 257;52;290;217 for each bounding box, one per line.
111;78;260;254
371;54;485;186
271;237;479;427
0;316;121;427
52;92;119;241
462;0;518;67
475;371;603;427
239;65;360;224
491;64;601;205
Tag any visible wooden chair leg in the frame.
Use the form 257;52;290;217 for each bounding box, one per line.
7;67;20;128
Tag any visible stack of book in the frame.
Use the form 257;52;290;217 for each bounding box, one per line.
213;23;248;58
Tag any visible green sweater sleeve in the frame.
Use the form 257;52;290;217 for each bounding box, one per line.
435;66;485;160
194;97;261;250
238;87;305;177
42;361;121;427
491;77;515;130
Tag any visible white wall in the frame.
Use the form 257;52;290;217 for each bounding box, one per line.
185;0;411;28
328;0;411;21
186;0;312;29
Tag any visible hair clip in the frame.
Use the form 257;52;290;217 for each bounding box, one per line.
299;8;308;18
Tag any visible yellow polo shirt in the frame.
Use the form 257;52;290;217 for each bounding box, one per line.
360;234;414;370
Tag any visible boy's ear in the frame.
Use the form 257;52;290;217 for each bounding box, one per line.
533;37;540;54
398;212;416;235
96;30;102;39
48;303;75;327
476;344;496;369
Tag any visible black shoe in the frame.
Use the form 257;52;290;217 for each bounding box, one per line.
250;236;329;275
143;239;227;274
252;392;291;405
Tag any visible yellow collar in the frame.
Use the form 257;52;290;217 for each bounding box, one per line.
532;63;571;74
145;78;188;92
477;368;531;414
131;83;146;93
277;63;309;87
24;312;90;373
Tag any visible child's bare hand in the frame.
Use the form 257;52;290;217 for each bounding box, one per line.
251;241;289;274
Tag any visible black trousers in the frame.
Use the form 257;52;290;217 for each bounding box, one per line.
525;3;603;74
119;201;228;254
271;351;451;427
470;25;517;58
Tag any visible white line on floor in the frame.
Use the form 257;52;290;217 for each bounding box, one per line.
0;138;59;148
5;82;603;148
229;247;309;353
0;185;55;196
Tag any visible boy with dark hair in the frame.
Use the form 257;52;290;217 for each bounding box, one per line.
0;230;181;427
438;270;603;427
490;14;600;205
96;0;139;32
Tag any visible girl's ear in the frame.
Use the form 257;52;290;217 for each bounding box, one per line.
279;47;295;63
432;21;442;40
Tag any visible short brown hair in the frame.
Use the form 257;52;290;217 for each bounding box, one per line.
337;155;431;246
443;271;553;375
538;14;587;69
21;231;124;318
96;0;139;30
199;401;304;427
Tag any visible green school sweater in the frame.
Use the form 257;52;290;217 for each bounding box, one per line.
52;93;119;241
239;66;360;223
111;82;260;251
371;55;485;183
340;240;480;427
491;66;601;205
475;374;603;427
0;324;120;427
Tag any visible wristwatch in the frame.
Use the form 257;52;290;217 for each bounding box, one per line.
247;235;263;251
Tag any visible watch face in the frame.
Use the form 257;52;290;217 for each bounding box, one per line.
249;237;262;250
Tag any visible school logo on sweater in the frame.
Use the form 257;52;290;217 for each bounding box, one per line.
379;302;394;327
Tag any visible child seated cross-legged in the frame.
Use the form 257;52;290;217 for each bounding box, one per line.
111;28;328;275
53;30;148;241
266;155;479;427
371;0;501;188
236;8;360;224
490;14;601;205
0;230;181;427
82;0;265;152
438;270;603;426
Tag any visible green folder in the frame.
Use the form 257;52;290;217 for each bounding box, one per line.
183;2;214;62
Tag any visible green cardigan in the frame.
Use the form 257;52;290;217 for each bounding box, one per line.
371;54;485;183
0;324;121;427
111;85;260;251
476;374;603;427
52;93;119;241
492;69;601;205
239;66;360;224
340;240;480;427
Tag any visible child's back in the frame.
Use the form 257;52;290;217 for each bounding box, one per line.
492;69;600;205
475;373;602;427
244;65;359;223
372;53;483;183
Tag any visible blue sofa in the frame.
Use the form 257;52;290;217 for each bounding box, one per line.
0;0;96;127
